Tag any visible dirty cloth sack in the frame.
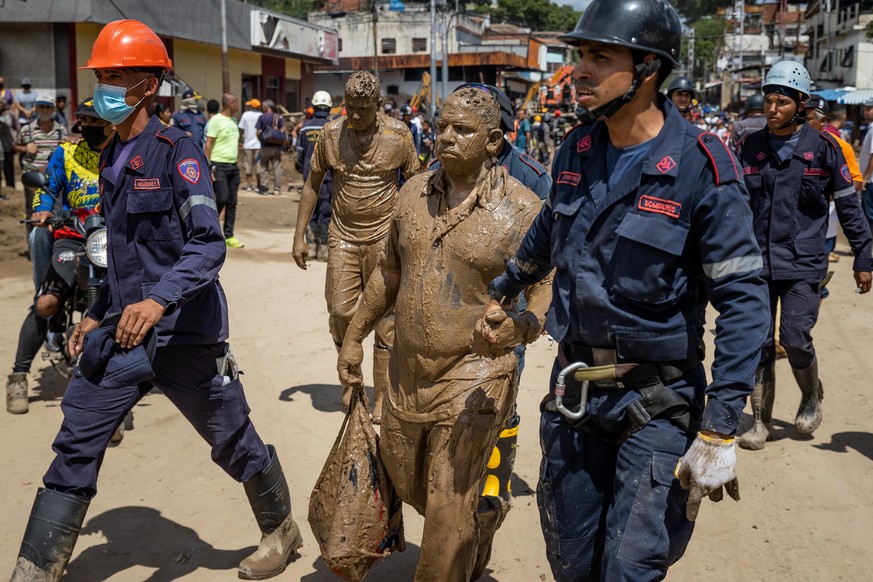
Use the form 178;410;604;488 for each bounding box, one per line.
308;389;404;581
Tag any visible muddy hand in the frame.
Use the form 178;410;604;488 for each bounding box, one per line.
292;237;309;270
337;340;365;390
68;316;101;358
116;298;164;349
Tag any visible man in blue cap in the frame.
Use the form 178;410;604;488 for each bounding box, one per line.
171;88;207;149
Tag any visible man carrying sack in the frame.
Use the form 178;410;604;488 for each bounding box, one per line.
337;87;552;580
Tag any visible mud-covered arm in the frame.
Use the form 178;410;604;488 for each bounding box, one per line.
338;220;401;388
696;181;770;436
489;201;555;302
345;223;401;345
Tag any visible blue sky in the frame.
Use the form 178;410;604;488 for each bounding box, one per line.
556;0;593;9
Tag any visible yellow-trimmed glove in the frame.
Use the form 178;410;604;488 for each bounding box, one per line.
674;432;740;521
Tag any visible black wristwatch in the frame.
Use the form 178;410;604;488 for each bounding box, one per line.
487;281;513;306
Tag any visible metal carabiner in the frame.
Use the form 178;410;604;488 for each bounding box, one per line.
554;361;590;421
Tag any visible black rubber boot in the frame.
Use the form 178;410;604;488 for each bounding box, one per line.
10;488;90;582
472;415;519;580
792;358;824;435
238;445;302;580
738;363;776;450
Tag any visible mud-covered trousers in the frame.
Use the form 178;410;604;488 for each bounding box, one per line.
537;366;698;581
43;343;270;500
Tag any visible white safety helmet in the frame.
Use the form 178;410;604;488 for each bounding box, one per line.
762;60;811;98
311;90;332;108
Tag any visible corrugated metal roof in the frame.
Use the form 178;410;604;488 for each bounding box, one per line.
838;89;873;105
813;89;849;101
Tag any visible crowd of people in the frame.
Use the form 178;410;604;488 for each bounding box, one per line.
4;0;873;581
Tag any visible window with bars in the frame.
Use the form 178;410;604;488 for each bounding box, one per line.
381;38;396;54
412;38;427;52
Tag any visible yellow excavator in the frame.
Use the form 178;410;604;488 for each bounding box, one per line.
522;64;577;114
410;72;438;112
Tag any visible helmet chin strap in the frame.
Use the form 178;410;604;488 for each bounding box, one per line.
575;59;662;124
774;103;803;132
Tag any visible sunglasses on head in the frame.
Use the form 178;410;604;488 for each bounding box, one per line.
455;83;500;101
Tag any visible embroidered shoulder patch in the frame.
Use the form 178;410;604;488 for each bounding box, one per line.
134;178;161;190
577;135;591;153
743;167;759;175
177;159;201;184
655;155;676;174
130;155;144;170
557;171;581;186
639;195;681;219
756;152;766;161
841;163;852;183
803;151;814;161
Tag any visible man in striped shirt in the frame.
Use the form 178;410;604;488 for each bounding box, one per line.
13;94;67;273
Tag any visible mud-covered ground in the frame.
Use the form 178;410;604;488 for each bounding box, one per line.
1;174;873;581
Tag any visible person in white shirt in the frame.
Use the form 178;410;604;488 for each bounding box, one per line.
238;98;263;192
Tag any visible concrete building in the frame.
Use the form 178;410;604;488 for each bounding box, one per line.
307;1;573;109
0;0;337;117
804;0;873;92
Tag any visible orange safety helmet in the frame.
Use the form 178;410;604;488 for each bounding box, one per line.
81;20;173;71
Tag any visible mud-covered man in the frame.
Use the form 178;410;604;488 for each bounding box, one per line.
337;88;552;580
293;72;419;422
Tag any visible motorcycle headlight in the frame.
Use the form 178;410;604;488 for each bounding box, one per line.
85;228;108;268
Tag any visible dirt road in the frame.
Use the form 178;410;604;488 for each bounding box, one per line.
1;189;872;581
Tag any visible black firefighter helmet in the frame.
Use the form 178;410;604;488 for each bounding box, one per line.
666;76;696;99
559;0;682;68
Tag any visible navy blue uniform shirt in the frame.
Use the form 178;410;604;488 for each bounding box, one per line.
170;109;207;149
736;123;873;280
90;115;229;347
491;99;770;435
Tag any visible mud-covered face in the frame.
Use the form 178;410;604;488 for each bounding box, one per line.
436;97;502;176
344;95;379;130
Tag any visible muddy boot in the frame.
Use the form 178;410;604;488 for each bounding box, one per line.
738;363;776;450
792;359;824;435
472;416;519;580
10;488;90;582
304;225;318;261
371;346;390;424
7;373;29;414
315;224;329;263
239;445;302;580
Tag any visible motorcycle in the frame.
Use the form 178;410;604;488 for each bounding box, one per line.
21;171;108;379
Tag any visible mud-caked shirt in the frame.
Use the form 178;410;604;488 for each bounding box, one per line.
381;167;544;414
311;112;419;243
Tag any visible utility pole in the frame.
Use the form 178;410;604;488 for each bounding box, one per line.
441;4;449;103
430;0;437;117
221;0;230;93
687;28;695;80
734;0;744;102
372;0;379;81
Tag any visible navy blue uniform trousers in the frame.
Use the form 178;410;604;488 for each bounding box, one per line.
44;342;270;500
537;361;700;582
760;278;820;369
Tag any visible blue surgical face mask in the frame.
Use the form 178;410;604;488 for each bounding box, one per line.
93;77;149;125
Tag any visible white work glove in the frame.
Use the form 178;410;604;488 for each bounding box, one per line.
674;432;740;521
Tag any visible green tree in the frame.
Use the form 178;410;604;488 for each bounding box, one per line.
260;0;315;20
472;0;581;32
688;16;724;80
